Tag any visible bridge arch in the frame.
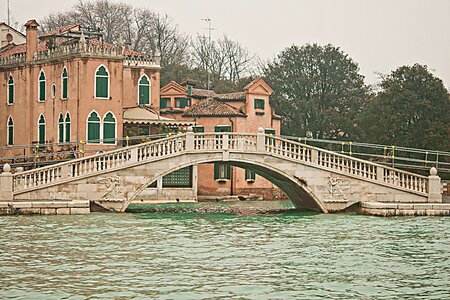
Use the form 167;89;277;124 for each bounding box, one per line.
126;154;328;213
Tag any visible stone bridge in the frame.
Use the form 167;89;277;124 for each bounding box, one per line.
0;128;443;213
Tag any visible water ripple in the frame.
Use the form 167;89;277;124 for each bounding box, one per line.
0;201;449;299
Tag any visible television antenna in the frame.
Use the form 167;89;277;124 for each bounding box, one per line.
201;18;214;90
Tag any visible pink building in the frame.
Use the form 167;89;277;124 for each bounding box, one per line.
160;80;283;199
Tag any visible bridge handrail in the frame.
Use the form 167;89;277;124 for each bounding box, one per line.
12;134;187;191
265;134;428;193
11;131;429;195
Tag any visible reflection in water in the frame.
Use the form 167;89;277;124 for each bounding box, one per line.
0;201;449;299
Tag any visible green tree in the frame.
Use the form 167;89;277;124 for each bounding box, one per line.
357;64;450;151
264;43;369;139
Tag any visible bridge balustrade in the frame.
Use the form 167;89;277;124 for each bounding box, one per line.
11;131;430;196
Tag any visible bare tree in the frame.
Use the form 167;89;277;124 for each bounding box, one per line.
39;0;190;65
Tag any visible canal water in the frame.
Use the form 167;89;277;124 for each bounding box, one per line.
0;201;449;299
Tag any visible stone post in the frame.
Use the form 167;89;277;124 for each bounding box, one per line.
376;166;384;182
428;167;442;203
311;149;318;164
185;126;194;151
0;164;14;201
256;127;265;152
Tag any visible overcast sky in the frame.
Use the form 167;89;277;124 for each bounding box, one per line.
2;0;449;89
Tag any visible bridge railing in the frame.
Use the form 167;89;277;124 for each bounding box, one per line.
11;130;429;196
12;134;187;192
264;134;428;194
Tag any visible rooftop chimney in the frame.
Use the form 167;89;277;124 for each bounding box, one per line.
24;19;39;62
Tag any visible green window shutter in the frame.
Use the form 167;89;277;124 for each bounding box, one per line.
7;118;13;145
103;113;116;144
215;125;232;132
187;85;192;96
261;100;265;109
139;76;150;105
39;125;45;144
8;76;14;104
245;169;256;180
265;129;275;135
87;112;100;143
58;114;64;143
193;126;204;133
214;163;219;180
65;114;71;142
160;98;167;108
226;164;231;179
254;99;265;109
95;66;109;98
39;81;46;101
62;68;68;99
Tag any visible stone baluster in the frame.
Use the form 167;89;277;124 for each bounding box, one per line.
428;167;442;203
0;164;14;201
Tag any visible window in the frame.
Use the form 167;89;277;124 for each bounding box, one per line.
7;116;13;146
87;112;100;143
39;71;46;101
193;126;204;133
265;128;276;135
245;168;256;182
138;125;149;136
214;125;232;133
254;98;265;109
214;163;231;180
65;113;71;143
51;83;57;99
38;114;46;145
187;85;192;96
8;75;14;104
103;112;116;144
175;97;189;108
162;166;193;187
61;68;68;99
160;97;171;108
58;114;64;143
138;75;150;105
95;65;109;99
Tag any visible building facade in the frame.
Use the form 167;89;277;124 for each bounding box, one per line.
0;20;163;160
159;79;283;199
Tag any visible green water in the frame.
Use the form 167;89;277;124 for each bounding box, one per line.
0;201;449;299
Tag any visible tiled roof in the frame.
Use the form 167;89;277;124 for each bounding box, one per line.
183;98;246;118
191;88;216;98
215;92;245;101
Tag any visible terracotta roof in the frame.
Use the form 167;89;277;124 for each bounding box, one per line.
215;92;245;101
183;98;246;118
191;88;216;98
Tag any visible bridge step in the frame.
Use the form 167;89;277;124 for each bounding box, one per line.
360;202;450;217
0;200;90;215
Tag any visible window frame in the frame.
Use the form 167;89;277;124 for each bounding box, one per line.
86;111;101;144
245;168;256;182
38;114;46;145
137;74;151;105
58;113;65;143
7;116;14;146
175;97;189;108
102;112;117;145
7;74;14;105
160;97;171;109
214;163;231;181
38;70;46;102
65;112;71;143
94;65;110;99
254;98;265;110
61;67;68;100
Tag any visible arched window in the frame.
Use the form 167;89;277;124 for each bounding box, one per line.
61;67;68;99
103;112;116;144
8;75;14;105
38;114;46;145
65;113;71;143
58;113;64;143
138;75;150;105
39;71;46;101
7;116;13;146
95;65;109;99
87;112;100;143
